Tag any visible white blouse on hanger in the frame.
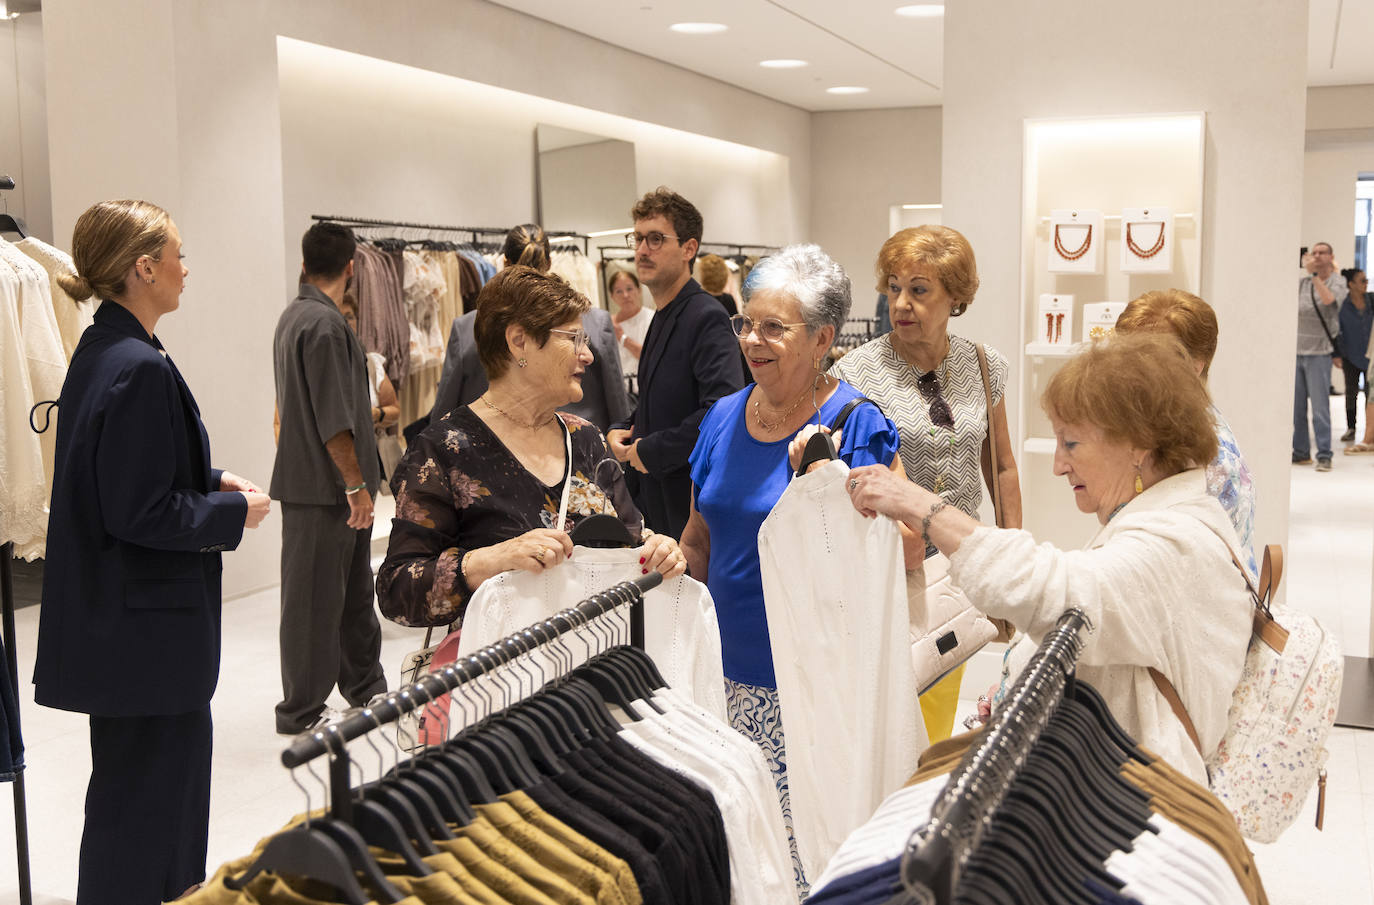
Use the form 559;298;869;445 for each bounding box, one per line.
15;237;94;359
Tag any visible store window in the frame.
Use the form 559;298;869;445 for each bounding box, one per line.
1356;175;1374;271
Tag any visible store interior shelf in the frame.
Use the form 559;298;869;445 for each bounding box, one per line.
1025;342;1076;358
1023;437;1057;455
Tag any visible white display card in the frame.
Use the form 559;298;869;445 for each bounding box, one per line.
1080;302;1122;343
1119;207;1173;274
1034;294;1075;348
1048;209;1104;274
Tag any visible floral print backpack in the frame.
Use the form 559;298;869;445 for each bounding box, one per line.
1151;543;1344;843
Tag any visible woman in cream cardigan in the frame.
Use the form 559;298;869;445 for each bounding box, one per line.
845;332;1252;783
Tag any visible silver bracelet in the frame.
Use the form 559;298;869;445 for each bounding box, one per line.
921;500;948;544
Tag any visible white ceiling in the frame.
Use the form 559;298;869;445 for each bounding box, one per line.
489;0;1373;112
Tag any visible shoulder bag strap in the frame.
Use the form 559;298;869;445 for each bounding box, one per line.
1309;280;1341;355
975;343;1004;529
829;395;883;434
1149;542;1287;758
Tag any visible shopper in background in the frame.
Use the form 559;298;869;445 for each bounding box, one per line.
681;244;900;895
1337;268;1372;445
846;332;1251;786
1294;241;1347;471
1344;269;1374;454
608;187;746;539
609;267;653;381
431;223;629;432
270;222;388;736
378;266;685;628
828;225;1021;742
33;199;270;905
1114;288;1258;581
696;252;739;316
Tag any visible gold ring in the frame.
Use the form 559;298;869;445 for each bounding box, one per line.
534;548;546;563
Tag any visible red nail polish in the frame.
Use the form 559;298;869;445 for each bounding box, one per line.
639;556;646;564
641;568;648;574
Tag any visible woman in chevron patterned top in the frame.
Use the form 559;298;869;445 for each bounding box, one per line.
828;225;1022;741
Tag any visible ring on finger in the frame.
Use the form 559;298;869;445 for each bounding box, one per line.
848;478;860;491
534;548;546;563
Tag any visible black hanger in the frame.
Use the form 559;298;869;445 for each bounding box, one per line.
0;212;28;239
352;790;439;869
569;513;636;548
794;430;837;477
225;823;379;904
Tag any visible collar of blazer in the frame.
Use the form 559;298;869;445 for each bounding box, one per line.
638;278;705;389
94;298;164;352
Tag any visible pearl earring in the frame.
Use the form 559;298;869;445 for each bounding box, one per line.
517;358;528;368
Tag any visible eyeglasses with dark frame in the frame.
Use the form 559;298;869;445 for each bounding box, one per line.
729;314;809;343
626;231;680;251
916;371;955;429
549;327;591;350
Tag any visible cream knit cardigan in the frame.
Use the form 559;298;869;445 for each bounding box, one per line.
949;468;1251;784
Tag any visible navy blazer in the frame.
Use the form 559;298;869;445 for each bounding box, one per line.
612;278;745;538
429;307;630;433
34;301;246;718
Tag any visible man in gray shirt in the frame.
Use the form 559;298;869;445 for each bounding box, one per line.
1294;241;1348;471
270;223;386;734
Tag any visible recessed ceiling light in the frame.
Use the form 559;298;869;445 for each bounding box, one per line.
670;22;728;34
826;86;870;95
760;59;809;69
895;4;944;17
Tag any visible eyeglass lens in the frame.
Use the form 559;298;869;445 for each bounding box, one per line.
627;232;671;250
730;315;787;341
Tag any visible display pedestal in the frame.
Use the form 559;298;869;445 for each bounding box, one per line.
1336;656;1374;729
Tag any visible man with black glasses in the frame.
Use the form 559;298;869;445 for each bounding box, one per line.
608;187;744;539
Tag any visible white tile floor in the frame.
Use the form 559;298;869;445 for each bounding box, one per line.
2;405;1372;903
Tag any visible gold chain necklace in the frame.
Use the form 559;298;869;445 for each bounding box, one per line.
480;394;556;431
753;388;810;432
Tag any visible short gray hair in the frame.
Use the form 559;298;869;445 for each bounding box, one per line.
742;244;852;337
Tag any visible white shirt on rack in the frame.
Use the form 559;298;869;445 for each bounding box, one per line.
458;545;727;720
757;459;927;880
15;236;94;360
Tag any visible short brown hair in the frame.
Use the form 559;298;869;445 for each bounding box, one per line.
1042;332;1218;478
696;254;729;294
630;187;703;259
474;266;590;380
1115;289;1219;379
59;199;172;301
607;268;639;294
875;225;979;314
502;223;551;272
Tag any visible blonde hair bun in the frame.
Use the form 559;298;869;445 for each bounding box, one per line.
57;270;95;301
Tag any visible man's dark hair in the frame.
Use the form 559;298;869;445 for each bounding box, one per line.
302;222;357;279
630;187;704;261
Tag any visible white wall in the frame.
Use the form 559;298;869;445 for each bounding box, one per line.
42;0;811;598
1303;85;1374;268
942;0;1309;561
0;11;51;242
810;107;942;314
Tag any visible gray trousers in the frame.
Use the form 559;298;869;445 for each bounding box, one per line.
276;501;386;733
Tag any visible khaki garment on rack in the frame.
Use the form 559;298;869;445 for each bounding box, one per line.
502;789;643;905
186;853;427;905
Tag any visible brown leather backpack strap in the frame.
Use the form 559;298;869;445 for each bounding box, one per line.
1149;667;1203;756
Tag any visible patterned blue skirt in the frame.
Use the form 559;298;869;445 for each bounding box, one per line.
724;676;810;901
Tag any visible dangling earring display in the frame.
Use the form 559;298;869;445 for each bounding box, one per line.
517;357;528;368
1134;463;1144;495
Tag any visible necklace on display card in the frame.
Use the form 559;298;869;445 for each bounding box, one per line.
1048;209;1104;274
1119;207;1173;274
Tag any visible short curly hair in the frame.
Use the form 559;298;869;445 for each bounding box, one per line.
474;266;590;380
630;186;703;260
875;225;979;315
696;254;729;294
1042;332;1218;478
1114;289;1219;379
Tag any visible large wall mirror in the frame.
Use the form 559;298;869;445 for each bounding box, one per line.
535;124;638;234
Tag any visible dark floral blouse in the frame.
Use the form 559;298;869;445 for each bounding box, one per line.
376;406;643;627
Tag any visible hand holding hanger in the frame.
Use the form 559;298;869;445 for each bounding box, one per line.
787;424;842;476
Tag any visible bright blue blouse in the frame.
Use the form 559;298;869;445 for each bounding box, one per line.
689;381;899;687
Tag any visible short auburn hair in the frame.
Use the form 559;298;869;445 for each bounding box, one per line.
1114;289;1219;379
696;254;729;294
875;225;979;314
474;266;589;380
1042;332;1218;478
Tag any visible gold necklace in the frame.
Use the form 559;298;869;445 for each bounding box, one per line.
480;394;556;431
753;387;810;432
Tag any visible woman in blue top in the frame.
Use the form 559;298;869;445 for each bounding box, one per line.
681;244;901;896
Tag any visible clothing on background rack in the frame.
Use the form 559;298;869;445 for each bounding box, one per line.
0;237;69;560
190;577;795;905
805;610;1268;905
550;247;598;303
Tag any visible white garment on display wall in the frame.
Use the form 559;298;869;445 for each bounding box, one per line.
757;459;926;881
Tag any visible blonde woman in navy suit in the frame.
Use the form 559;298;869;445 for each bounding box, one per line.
33;200;270;905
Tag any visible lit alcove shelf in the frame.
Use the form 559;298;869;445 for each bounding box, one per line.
1024;342;1076;358
1023;437;1057;455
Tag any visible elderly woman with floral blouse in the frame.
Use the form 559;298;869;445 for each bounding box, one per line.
378;266;685;628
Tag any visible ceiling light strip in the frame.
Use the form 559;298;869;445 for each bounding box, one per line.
1329;0;1344;71
758;0;941;92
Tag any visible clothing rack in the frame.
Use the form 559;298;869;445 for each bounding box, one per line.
311;215;590;254
894;608;1090;904
281;573;662;818
0;543;32;905
697;242;780;258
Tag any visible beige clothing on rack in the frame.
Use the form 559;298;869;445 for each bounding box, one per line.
15;236;94;359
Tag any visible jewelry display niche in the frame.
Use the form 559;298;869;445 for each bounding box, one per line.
1019;113;1206;550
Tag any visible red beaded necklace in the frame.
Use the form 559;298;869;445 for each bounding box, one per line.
1125;221;1166;259
1053;223;1092;261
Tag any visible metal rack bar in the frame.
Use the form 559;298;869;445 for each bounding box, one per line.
0;543;32;905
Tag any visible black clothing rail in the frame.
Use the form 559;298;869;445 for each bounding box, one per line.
0;543;32;905
310;215;590;254
895;608;1090;904
282;572;661;821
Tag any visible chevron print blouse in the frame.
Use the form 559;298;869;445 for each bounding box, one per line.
829;333;1009;519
